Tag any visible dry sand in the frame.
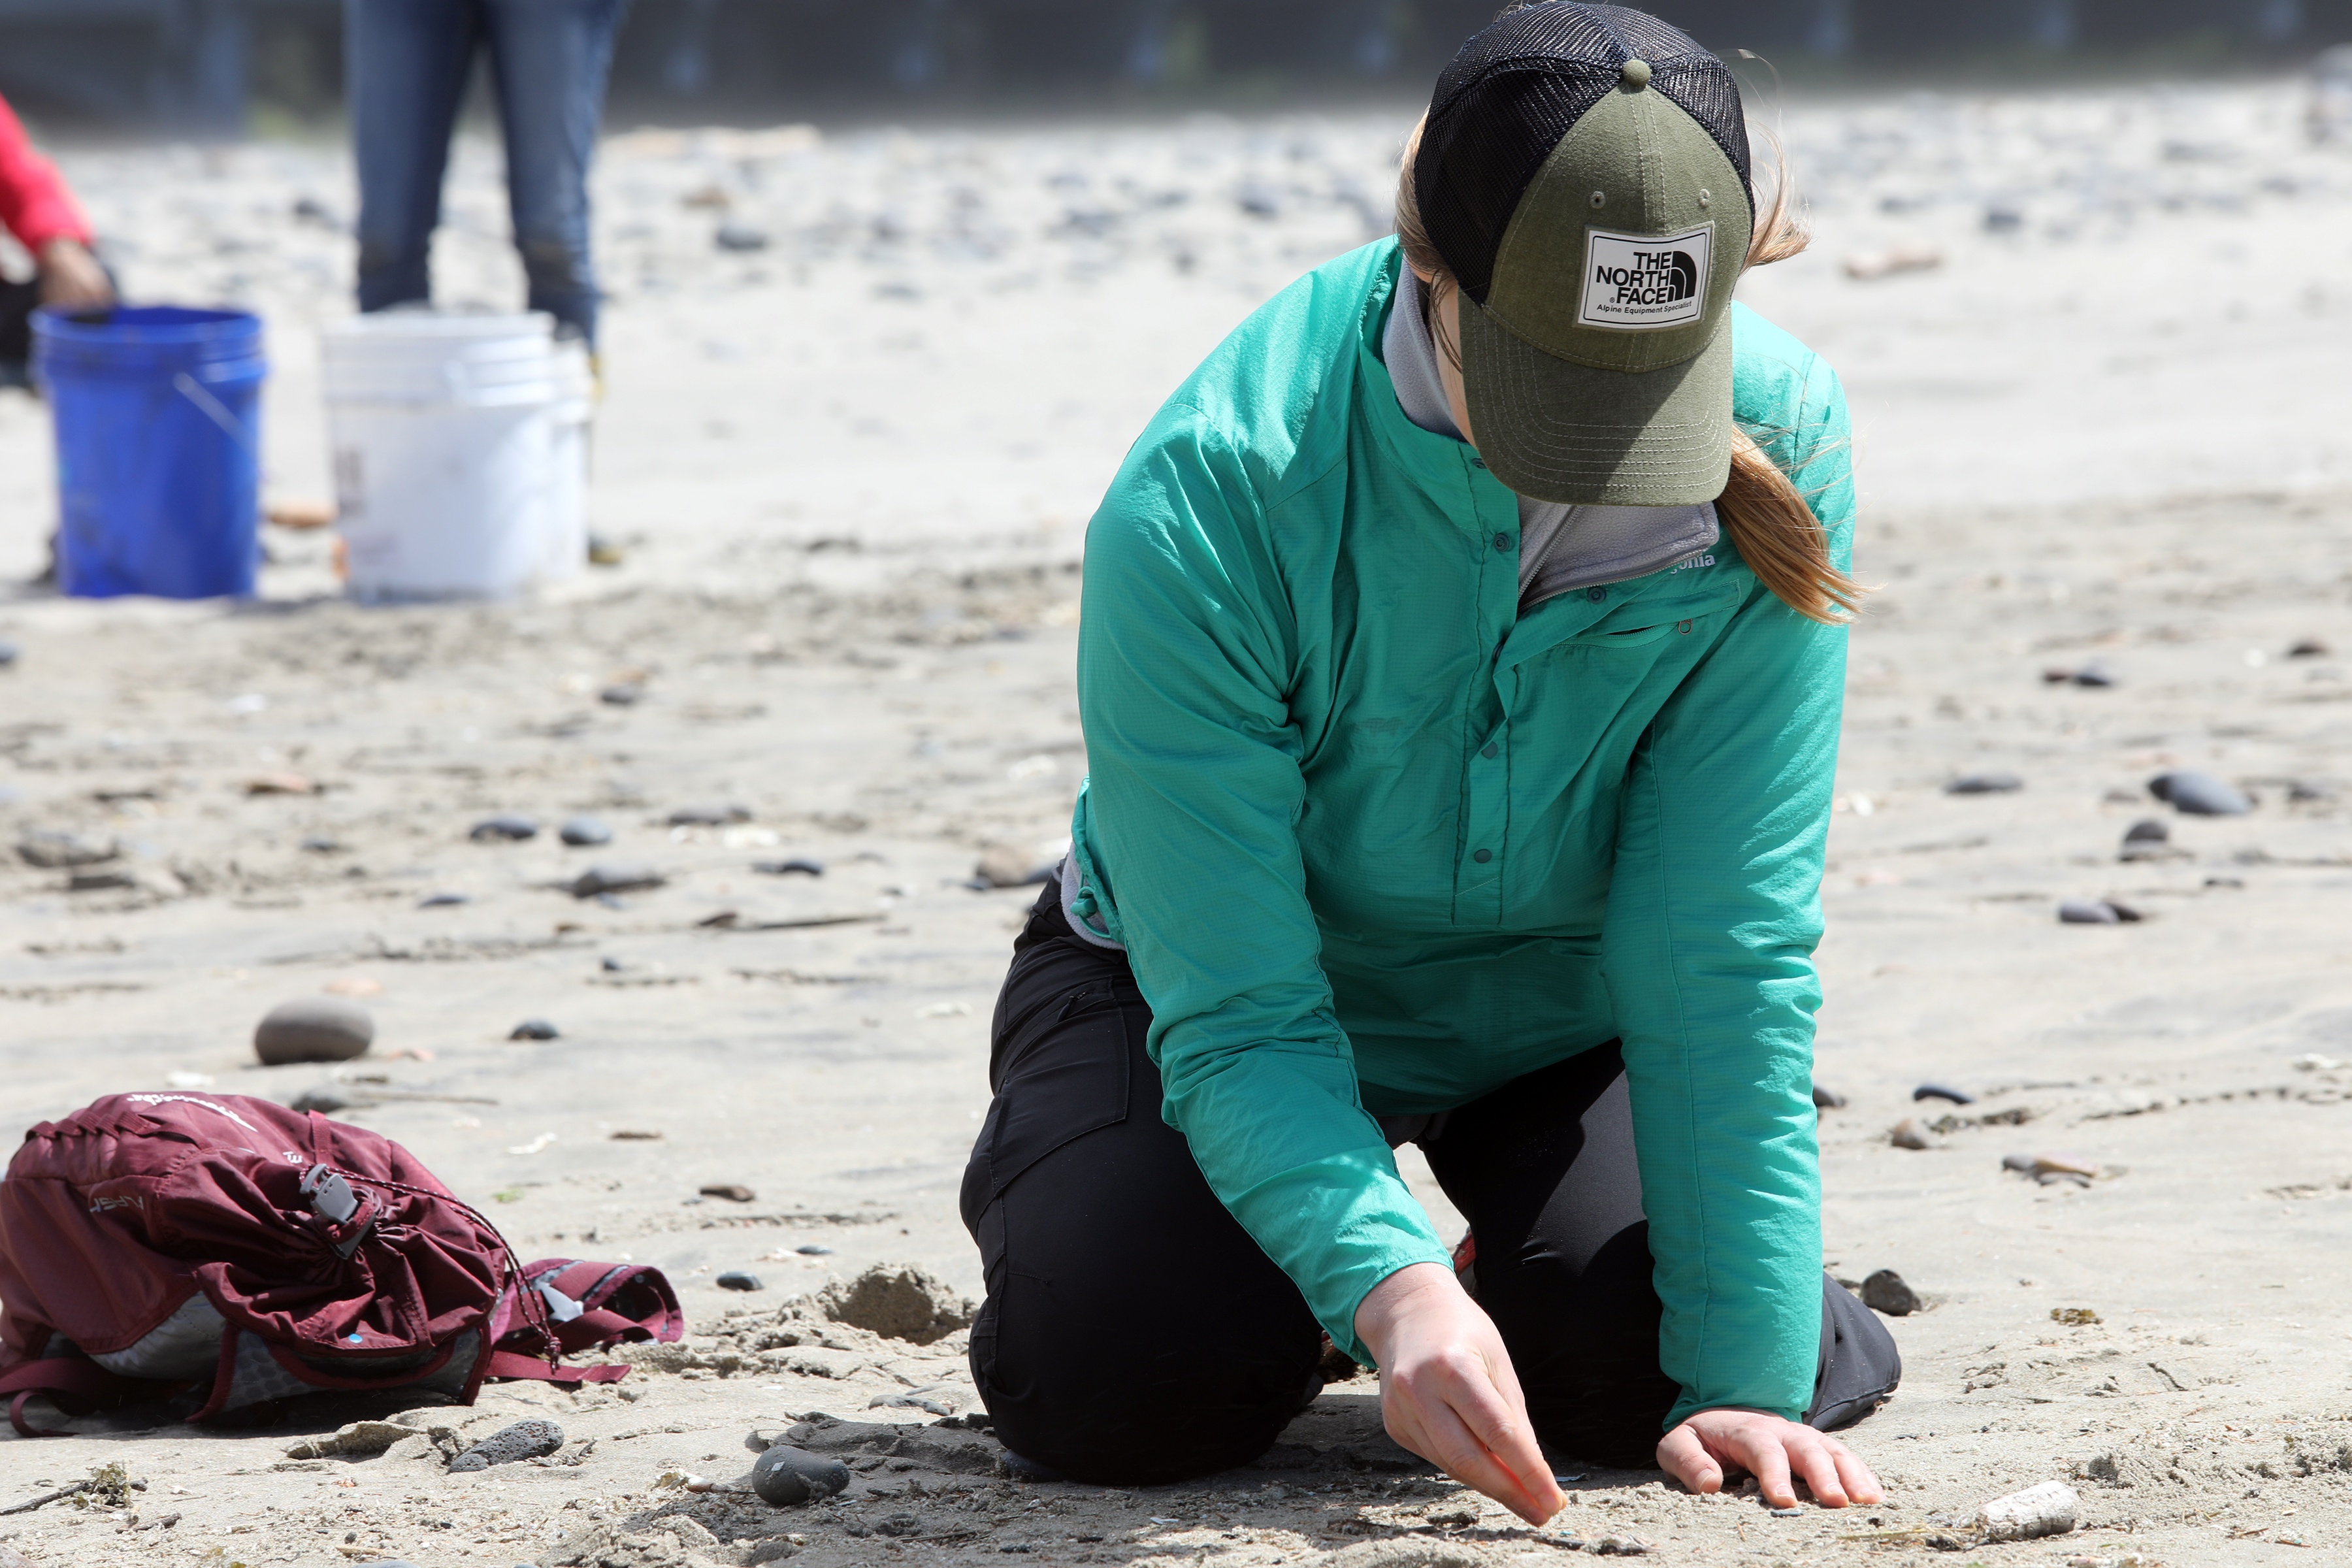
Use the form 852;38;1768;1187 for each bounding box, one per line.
0;77;2349;1568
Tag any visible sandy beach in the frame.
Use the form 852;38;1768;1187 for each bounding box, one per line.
0;75;2349;1568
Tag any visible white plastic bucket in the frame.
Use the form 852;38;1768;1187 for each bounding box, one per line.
323;312;588;602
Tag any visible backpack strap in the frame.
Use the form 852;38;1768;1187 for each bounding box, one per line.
0;1358;153;1438
482;1350;632;1386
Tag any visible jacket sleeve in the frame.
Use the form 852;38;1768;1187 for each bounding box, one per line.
1075;408;1454;1366
1601;359;1855;1428
0;93;93;255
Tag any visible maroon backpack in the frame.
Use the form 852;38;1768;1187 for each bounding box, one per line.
0;1093;683;1435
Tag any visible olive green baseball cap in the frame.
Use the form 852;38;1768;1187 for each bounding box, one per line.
1413;5;1754;506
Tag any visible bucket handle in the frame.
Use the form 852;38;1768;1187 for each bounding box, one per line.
173;372;257;457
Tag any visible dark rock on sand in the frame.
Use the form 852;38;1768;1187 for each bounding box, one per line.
299;834;344;854
448;1418;563;1471
289;1088;352;1114
557;815;613;847
1889;1118;1936;1150
1913;1083;1975;1105
468;814;538;841
570;864;664;898
796;1244;834;1256
2059;900;2121;924
417;892;471;908
254;997;375;1066
508;1019;560;1041
715;220;772;253
2288;638;2330;658
753;857;825;876
751;1445;851;1506
668;804;751;826
2150;770;2251;815
2071;661;2117;688
716;1271;764;1292
1945;772;2023;794
1811;1083;1847;1110
2120;819;2172;859
598;683;644;707
1861;1269;1921;1316
18;828;118;868
700;1183;756;1202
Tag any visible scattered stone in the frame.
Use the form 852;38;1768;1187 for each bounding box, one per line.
67;868;138;891
716;1271;764;1292
508;1019;560;1041
808;1263;975;1344
751;1445;851;1506
2038;1170;2092;1188
700;1183;756;1202
254;996;375;1066
587;535;625;566
974;842;1054;889
2149;770;2251;816
668;804;751;826
300;834;344;853
1860;1269;1920;1316
417;892;471;908
610;1129;663;1141
0;639;17;668
282;1419;416;1460
715;220;771;252
570;864;664;898
2288;780;2336;803
696;910;740;928
1889;1118;1936;1151
18;828;118;868
2119;819;2172;860
2070;661;2117;688
2059;900;2121;924
448;1418;563;1471
753;857;825;876
600;955;627;972
558;815;613;847
795;1244;833;1256
1810;1083;1847;1110
245;771;319;795
1977;1480;2079;1541
289;1088;351;1114
1945;772;2023;794
2287;637;2330;658
1912;1083;1974;1105
599;683;645;707
469;813;539;842
2006;1151;2100;1181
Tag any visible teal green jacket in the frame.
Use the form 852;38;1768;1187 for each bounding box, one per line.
1064;236;1852;1427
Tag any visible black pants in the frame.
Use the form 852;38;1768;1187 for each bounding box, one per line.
1;276;40;384
961;889;1900;1484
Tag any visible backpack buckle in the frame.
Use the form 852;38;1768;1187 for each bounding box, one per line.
299;1164;375;1259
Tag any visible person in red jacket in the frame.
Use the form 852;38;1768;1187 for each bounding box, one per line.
0;90;114;385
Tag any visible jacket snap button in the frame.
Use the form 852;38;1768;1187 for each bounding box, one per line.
1471;849;1493;864
1493;532;1512;552
1481;743;1499;759
1586;587;1607;602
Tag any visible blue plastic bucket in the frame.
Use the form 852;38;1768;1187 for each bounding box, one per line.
32;305;267;599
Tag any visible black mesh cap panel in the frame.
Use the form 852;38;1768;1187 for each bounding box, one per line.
1413;3;1752;305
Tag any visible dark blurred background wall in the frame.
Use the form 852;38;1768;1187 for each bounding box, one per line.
2;0;2348;135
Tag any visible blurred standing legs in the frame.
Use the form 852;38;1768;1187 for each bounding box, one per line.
346;0;630;345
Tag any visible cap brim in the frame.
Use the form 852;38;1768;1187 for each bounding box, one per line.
1458;299;1732;507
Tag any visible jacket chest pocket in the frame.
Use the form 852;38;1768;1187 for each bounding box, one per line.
1561;583;1743;651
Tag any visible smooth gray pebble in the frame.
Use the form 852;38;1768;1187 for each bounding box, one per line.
509;1019;559;1041
1912;1083;1974;1105
2058;900;2120;925
468;814;538;842
715;1271;764;1292
2149;770;2251;816
752;1445;851;1507
1944;772;2022;794
255;997;375;1066
558;815;613;847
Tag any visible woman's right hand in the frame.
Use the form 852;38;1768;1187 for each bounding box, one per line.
1353;1262;1565;1526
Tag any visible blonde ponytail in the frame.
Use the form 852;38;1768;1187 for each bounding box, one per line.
1393;112;1865;625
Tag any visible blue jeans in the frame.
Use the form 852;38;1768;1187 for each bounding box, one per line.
346;0;630;343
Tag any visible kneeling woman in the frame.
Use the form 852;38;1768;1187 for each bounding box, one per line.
960;3;1897;1520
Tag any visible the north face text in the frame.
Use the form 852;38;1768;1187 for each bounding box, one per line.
1578;224;1713;330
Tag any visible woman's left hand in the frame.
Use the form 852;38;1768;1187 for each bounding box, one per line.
1658;1408;1882;1509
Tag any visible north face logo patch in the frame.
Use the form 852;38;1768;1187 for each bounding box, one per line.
1578;224;1712;330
